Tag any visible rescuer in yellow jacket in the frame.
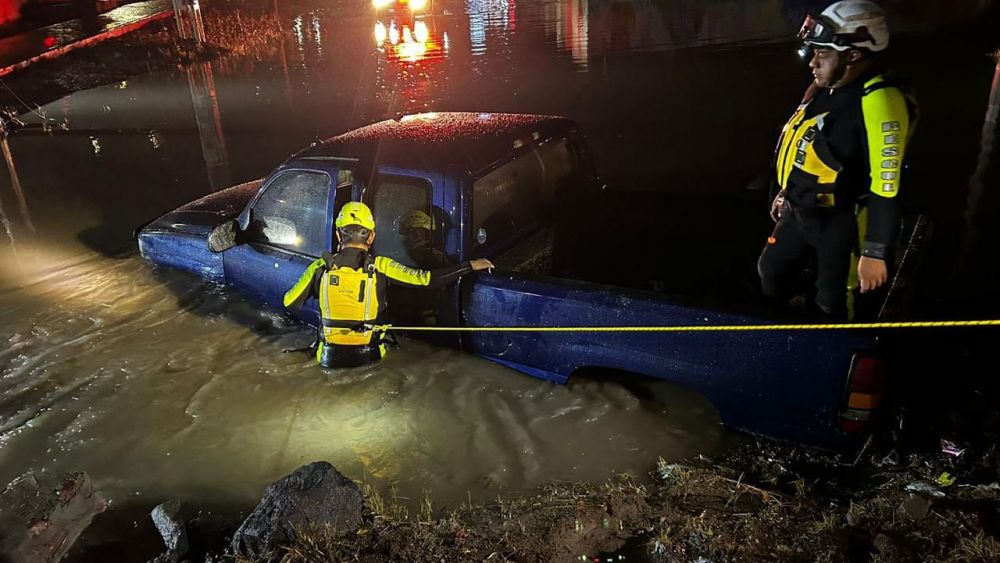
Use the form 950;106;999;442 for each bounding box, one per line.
758;0;919;319
284;202;494;368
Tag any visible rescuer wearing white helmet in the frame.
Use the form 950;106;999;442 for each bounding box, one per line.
284;202;493;368
758;0;919;319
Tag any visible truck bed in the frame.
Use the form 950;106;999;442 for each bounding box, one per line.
494;189;782;319
526;189;907;321
553;190;770;312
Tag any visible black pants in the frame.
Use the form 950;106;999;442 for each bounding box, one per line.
758;206;857;318
317;341;382;368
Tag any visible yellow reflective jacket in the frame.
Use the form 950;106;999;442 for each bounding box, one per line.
283;248;472;346
774;72;919;258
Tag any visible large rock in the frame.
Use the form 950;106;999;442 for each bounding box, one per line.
149;500;189;562
230;462;365;556
0;472;108;563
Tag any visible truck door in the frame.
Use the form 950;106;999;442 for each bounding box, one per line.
366;171;460;347
460;137;578;363
223;165;352;323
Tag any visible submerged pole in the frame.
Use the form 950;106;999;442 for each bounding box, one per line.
0;115;36;234
187;61;231;191
172;0;206;44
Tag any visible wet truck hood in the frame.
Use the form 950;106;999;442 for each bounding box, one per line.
137;180;263;282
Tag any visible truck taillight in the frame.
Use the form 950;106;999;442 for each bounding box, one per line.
840;354;886;434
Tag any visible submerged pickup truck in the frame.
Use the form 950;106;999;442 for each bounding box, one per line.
139;112;925;448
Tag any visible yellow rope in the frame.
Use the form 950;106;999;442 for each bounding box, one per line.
372;319;1000;333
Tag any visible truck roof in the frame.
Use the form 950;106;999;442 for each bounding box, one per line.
294;112;578;175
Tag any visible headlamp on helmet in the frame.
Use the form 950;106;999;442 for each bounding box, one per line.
799;14;875;49
796;1;889;60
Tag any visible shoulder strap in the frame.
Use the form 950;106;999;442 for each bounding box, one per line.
862;73;920;123
863;75;894;96
322;251;338;271
862;73;916;98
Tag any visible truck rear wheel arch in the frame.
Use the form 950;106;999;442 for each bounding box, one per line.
567;366;724;422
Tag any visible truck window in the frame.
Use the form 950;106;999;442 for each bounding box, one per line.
369;175;443;268
334;168;354;211
247;170;330;257
473;138;576;247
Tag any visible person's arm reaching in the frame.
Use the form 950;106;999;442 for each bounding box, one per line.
283;257;325;309
374;256;493;289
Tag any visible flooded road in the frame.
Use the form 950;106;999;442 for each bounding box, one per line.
0;243;726;514
0;0;997;523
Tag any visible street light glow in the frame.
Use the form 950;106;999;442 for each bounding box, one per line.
414;21;429;44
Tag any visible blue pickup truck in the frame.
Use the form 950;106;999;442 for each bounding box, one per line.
139;112;923;448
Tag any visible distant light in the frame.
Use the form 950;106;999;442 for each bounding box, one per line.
402;26;413;44
414;21;429;44
90;136;102;156
469;13;485;55
312;14;323;52
293;16;304;47
374;21;387;44
43;36;58;49
372;0;392;9
401;112;439;122
389;22;400;45
409;0;427;11
396;40;426;61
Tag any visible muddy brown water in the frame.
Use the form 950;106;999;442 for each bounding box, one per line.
0;0;996;524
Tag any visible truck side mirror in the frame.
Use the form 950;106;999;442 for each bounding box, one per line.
208;219;239;253
476;227;488;245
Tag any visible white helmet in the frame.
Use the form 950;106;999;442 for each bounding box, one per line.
799;0;890;53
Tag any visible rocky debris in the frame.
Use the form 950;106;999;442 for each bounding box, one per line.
897;494;931;521
872;533;901;560
185;512;236;562
148;500;189;562
256;442;1000;562
229;461;365;557
0;472;107;563
904;481;945;498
